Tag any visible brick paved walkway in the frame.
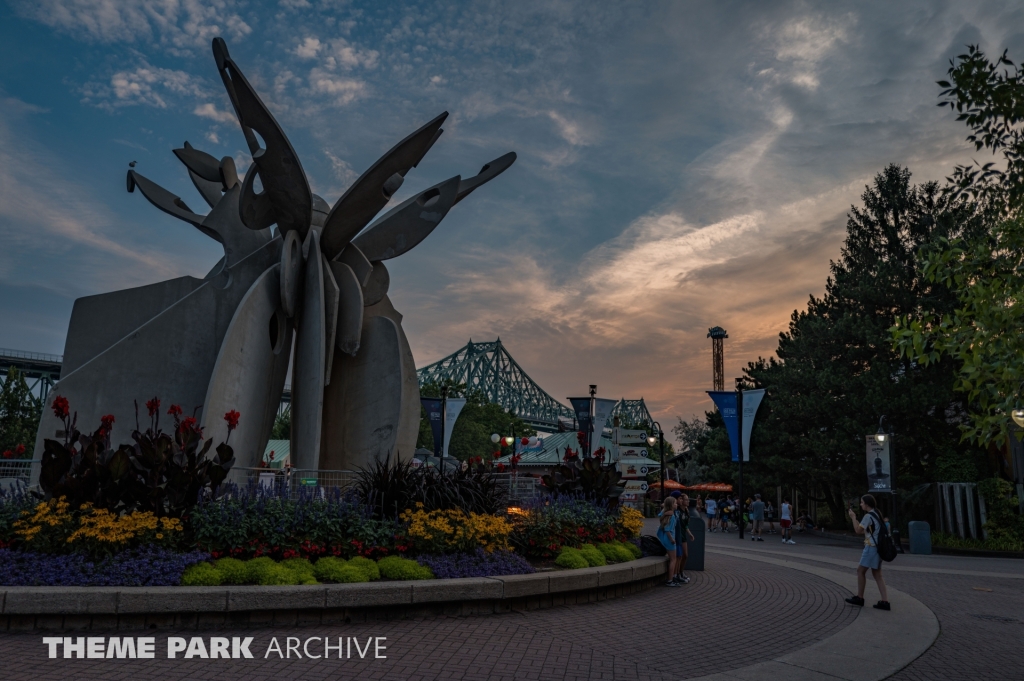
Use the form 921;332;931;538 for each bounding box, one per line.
703;528;1024;681
0;553;857;681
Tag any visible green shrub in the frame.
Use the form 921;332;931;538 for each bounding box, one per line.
312;557;368;583
328;565;369;583
377;555;433;580
579;544;606;566
280;557;316;580
554;547;589;569
348;555;381;581
214;557;248;584
597;542;635;562
618;540;642;559
244;556;300;585
181;562;222;586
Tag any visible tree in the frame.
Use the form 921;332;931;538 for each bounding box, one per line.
894;46;1024;450
0;367;41;458
270;410;290;440
416;380;535;461
740;165;985;526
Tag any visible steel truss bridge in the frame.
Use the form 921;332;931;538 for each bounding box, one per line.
0;348;62;407
1;341;654;434
415;338;653;432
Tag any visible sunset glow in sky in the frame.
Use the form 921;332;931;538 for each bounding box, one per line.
1;1;1021;443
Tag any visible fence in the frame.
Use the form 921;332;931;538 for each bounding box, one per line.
935;482;988;540
229;467;358;498
494;474;542;503
0;459;36;487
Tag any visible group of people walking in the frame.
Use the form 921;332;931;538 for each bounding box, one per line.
697;494;798;543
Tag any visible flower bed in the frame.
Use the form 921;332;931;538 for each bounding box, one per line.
1;400;645;587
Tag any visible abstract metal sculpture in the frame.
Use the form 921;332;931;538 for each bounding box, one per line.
32;38;515;475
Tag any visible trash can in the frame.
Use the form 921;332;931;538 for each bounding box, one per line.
908;521;931;555
685;508;705;571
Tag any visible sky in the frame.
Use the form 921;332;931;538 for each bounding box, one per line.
1;0;1023;444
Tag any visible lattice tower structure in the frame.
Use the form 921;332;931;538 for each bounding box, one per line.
416;338;574;431
707;327;728;392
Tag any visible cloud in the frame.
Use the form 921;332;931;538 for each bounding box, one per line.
308;68;367;106
82;64;205;109
11;0;252;53
193;102;237;124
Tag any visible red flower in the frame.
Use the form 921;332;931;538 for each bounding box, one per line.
224;409;240;430
51;395;69;419
1;450;11;460
492;451;500;458
14;444;25;455
496;462;506;472
146;397;161;417
100;414;115;430
167;404;183;418
178;416;199;435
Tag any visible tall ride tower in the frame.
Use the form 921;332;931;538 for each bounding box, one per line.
707;327;728;391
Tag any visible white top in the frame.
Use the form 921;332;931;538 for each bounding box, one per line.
860;512;880;547
780;503;792;520
705;499;717;514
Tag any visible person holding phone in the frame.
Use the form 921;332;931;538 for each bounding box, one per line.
845;494;891;611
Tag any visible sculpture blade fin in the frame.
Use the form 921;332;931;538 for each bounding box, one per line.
212;38;312;238
352;175;460;261
322;254;340;385
128;170;220;241
454;152;517;205
320;112;448;260
290;229;326;469
328;261;364;355
336;243;373;287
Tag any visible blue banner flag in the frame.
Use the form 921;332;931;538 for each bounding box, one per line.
420;397;444;457
707;391;740;462
568;397;592;454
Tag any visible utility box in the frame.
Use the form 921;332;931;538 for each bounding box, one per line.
908;521;931;555
685;508;705;571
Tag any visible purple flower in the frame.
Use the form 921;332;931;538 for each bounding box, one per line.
0;546;210;586
416;549;535;579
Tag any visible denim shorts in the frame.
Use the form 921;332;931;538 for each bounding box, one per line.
859;545;881;570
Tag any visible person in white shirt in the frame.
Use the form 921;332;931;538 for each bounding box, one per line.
779;499;795;544
704;497;717;531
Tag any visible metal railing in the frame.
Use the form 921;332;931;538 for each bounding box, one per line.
493;473;542;502
229;467;358;498
0;348;63;363
0;459;37;486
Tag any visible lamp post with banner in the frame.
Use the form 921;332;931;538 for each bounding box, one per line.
647;423;665;499
872;415;903;553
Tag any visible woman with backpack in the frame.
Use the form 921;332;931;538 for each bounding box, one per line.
845;494;891;611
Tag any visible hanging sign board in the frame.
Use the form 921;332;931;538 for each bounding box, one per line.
618;458;651;478
623;480;649;493
616;429;649;445
866;436;892;492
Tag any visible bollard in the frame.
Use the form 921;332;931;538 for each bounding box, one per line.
908;521;931;555
685;508;705;571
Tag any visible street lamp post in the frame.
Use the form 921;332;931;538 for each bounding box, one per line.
875;416;903;553
648;422;665;499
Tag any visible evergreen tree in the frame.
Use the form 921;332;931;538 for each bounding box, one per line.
699;165;984;526
0;368;41;458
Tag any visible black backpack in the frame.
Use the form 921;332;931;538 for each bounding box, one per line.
641;534;667;557
870;510;897;562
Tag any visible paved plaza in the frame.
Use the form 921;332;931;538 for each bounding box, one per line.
0;528;1020;680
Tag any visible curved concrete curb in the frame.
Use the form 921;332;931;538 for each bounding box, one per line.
695;547;939;681
1;556;668;632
